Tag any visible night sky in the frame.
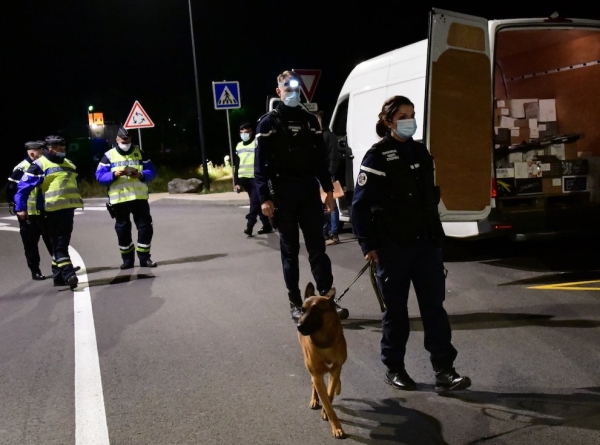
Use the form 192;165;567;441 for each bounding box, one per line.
5;1;596;180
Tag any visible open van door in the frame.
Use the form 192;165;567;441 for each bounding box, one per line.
426;9;493;223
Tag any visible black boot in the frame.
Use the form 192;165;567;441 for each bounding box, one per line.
31;269;46;280
244;225;253;236
120;253;135;270
257;222;273;234
288;290;303;323
435;367;471;393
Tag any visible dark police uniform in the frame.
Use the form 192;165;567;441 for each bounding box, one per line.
351;133;459;373
5;145;53;280
255;102;334;307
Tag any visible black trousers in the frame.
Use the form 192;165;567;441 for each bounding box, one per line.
113;199;153;261
45;208;76;282
275;178;333;301
18;214;53;273
375;236;457;373
239;177;270;229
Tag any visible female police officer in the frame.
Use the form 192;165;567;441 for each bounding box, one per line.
351;95;471;392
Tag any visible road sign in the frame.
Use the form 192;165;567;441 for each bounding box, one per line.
124;101;155;129
293;69;322;102
213;81;241;110
303;103;318;112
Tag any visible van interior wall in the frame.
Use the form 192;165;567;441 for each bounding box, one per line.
494;30;600;155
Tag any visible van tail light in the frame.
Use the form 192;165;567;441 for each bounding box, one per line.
491;178;497;198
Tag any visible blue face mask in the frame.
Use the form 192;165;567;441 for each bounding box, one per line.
283;91;300;107
240;133;250;142
394;118;417;139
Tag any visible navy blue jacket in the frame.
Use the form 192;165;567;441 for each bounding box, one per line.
254;103;333;204
351;134;444;255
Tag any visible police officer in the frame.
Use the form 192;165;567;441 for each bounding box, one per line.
14;135;83;289
255;70;348;322
234;122;273;236
351;95;471;392
4;141;53;280
95;126;158;269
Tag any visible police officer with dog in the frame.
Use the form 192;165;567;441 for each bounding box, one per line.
254;70;349;322
5;140;53;280
95;126;158;269
351;95;471;392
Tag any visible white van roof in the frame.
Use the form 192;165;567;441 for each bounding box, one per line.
338;39;428;99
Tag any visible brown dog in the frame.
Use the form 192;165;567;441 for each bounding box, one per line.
297;282;348;439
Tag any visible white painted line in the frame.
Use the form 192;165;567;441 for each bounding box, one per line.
0;215;18;220
69;247;110;445
81;207;108;211
0;222;19;232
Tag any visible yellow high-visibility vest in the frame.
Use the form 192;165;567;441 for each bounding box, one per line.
235;139;256;179
36;156;83;212
107;146;148;204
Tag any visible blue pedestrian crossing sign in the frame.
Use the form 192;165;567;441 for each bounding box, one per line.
212;81;241;110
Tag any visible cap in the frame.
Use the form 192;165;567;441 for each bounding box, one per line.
24;141;45;150
117;126;130;139
45;135;66;146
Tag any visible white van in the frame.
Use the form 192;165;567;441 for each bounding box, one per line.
330;8;600;240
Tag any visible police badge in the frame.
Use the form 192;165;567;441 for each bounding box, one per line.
357;172;367;186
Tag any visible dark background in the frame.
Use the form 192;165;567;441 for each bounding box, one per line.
4;1;596;181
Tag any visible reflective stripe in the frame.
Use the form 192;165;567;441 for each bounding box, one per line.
108;147;149;204
45;187;80;198
360;165;386;176
137;243;151;248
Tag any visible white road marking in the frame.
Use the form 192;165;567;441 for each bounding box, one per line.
0;222;19;232
69;247;110;445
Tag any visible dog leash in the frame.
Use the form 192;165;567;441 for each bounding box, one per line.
334;261;371;304
334;260;387;313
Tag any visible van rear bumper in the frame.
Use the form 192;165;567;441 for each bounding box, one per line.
451;205;600;241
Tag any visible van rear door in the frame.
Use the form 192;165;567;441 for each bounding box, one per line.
427;9;492;222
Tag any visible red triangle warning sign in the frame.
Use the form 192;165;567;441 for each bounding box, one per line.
293;69;321;103
124;100;155;129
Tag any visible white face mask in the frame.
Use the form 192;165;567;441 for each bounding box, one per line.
118;143;132;151
283;90;300;107
393;118;417;139
240;133;250;142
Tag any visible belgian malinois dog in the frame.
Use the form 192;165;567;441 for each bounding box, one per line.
297;283;347;439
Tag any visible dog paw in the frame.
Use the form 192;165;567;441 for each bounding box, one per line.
321;408;329;421
332;427;345;439
309;399;320;409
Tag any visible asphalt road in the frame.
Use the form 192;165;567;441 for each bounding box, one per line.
0;196;599;445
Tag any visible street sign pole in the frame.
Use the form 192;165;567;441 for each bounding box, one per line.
226;109;234;190
137;128;142;151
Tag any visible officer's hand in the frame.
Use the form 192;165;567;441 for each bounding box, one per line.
129;170;142;179
234;185;241;192
17;210;28;220
323;192;335;215
365;250;379;263
114;169;127;178
261;200;275;218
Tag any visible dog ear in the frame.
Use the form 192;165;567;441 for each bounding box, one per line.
305;282;316;300
324;287;336;300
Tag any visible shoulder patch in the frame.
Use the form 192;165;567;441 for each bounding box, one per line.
357;172;367;186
